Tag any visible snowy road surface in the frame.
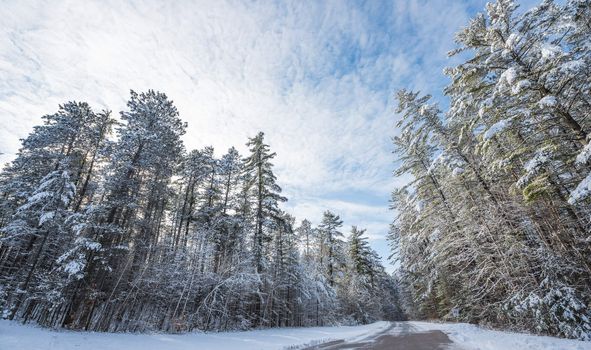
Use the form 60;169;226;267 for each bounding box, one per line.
303;322;455;349
302;321;591;350
1;320;591;350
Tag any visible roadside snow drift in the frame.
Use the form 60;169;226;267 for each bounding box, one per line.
410;321;591;350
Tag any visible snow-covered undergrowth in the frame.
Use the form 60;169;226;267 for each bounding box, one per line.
411;321;591;350
0;320;389;350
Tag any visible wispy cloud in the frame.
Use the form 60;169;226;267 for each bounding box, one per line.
0;0;494;271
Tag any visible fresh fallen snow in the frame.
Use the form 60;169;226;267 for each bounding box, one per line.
0;320;389;350
500;67;518;86
569;172;591;204
483;119;511;140
4;319;590;350
576;143;591;165
538;95;558;107
540;43;561;59
511;79;531;94
410;321;591;350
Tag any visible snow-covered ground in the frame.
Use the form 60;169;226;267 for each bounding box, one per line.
411;321;591;350
2;320;591;350
0;320;389;350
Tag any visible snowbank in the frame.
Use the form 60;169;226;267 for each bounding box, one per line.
410;321;591;350
0;320;389;350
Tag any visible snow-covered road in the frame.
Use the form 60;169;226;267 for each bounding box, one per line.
1;320;590;350
303;322;455;349
305;321;591;350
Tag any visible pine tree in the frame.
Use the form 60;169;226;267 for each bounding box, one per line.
317;211;344;287
0;102;114;226
2;165;76;320
296;219;315;262
242;132;287;274
61;90;186;330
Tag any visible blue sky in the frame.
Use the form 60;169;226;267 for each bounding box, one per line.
0;0;539;272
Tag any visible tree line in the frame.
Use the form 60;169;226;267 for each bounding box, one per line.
0;90;401;332
390;0;591;340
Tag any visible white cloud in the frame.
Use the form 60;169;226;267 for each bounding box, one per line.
0;0;484;271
